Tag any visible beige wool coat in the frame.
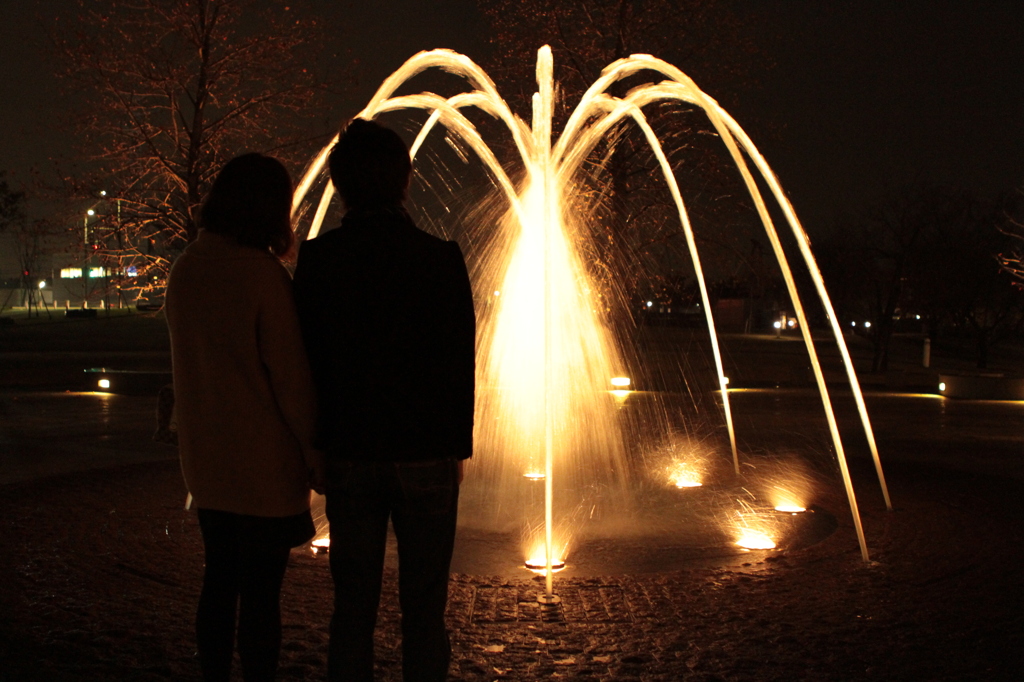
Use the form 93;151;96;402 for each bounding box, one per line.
165;230;318;517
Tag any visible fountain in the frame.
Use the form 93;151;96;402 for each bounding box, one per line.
294;47;892;598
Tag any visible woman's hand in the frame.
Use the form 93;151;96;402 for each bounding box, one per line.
307;449;327;495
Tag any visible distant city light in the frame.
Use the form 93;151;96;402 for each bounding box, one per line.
98;379;111;390
38;281;46;289
646;301;653;308
87;209;95;216
864;321;872;328
939;382;946;392
773;321;782;329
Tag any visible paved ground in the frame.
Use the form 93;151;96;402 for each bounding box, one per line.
1;313;1023;680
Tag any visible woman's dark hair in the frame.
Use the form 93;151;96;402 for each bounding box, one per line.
199;153;294;257
328;118;412;209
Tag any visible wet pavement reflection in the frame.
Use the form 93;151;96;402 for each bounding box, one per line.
0;391;175;485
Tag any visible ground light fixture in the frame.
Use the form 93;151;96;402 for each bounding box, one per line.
609;376;632;400
735;531;777;550
311;538;330;555
525;557;566;573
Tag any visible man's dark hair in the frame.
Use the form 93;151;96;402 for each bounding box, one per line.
199;153;294;257
329;118;412;209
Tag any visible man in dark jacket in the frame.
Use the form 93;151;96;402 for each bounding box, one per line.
293;118;475;682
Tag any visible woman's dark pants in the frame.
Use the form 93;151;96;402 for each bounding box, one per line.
326;458;460;682
196;509;292;682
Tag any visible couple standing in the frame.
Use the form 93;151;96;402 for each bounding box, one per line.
165;119;476;682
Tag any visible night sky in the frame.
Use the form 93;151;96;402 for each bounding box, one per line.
1;0;1023;260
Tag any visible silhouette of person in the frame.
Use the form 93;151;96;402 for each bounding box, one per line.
293;119;476;682
165;153;325;682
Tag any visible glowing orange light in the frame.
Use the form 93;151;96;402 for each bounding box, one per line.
610;376;631;388
524;547;566;573
667;459;703;488
774;504;806;514
523;472;545;480
736;531;776;550
311;538;330;555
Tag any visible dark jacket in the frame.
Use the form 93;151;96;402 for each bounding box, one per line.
293;206;475;462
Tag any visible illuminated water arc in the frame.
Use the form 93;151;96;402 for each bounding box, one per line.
573;54;889;510
550;53;890;560
623;73;873;559
557;94;740;474
711;109;892;513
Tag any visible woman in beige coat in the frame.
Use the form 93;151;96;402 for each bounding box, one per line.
165;153;324;682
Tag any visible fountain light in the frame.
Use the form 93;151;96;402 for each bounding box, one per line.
730;500;779;550
311;538;330;555
667;459;703;488
735;530;777;550
764;466;812;514
524;548;566;573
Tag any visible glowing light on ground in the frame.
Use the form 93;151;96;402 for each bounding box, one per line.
735;531;777;550
525;543;567;573
311;538;330;555
761;463;813;516
523;472;545;480
667;459;703;488
730;501;778;550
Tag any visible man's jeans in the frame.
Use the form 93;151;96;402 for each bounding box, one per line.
325;458;460;682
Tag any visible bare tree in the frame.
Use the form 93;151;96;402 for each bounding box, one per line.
820;186;1023;371
53;0;330;295
997;190;1024;283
